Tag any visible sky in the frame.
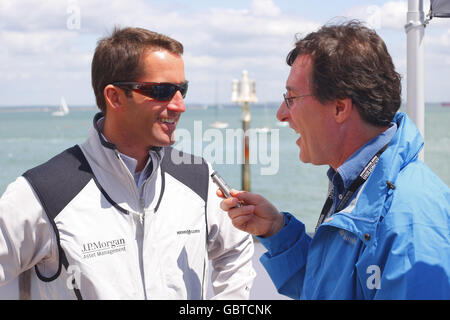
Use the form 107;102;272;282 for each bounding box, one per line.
1;0;449;107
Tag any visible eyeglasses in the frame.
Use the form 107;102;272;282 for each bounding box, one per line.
113;81;188;101
283;92;312;109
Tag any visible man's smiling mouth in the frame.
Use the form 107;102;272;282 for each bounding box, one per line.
158;117;176;124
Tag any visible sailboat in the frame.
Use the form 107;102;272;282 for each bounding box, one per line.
211;104;229;128
210;80;228;129
211;121;229;129
255;103;271;133
52;96;70;117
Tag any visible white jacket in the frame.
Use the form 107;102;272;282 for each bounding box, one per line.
0;113;255;299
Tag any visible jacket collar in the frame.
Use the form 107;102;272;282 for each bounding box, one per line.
321;112;423;245
93;112;116;150
85;112;165;186
81;113;166;214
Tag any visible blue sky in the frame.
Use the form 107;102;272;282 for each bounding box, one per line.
1;0;449;107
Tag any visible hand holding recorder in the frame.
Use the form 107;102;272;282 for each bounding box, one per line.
211;171;284;238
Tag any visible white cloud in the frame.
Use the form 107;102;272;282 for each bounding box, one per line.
0;0;448;105
344;1;407;30
0;30;75;55
426;29;450;47
0;0;321;105
251;0;282;17
184;54;219;68
379;1;408;29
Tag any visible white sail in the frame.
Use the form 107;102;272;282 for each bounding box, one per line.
210;103;228;129
255;103;271;133
210;121;229;129
52;97;69;116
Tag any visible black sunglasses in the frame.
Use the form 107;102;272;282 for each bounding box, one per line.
113;81;188;101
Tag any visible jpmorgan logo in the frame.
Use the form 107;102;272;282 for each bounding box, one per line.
81;238;126;259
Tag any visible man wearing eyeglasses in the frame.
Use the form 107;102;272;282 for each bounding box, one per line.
219;21;450;299
0;27;255;299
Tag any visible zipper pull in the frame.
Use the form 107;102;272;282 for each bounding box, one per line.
139;198;145;224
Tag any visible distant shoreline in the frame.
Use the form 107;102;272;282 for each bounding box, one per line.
0;106;97;113
0;102;447;113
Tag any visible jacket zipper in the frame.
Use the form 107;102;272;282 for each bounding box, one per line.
114;150;148;298
136;149;161;299
114;149;162;299
139;184;147;299
138;150;160;223
114;150;145;222
139;197;145;223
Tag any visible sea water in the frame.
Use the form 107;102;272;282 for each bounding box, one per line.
0;103;449;233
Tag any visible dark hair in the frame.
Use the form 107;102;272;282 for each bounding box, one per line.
286;20;401;126
91;27;184;112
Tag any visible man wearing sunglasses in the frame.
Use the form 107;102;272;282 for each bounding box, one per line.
219;21;449;299
0;27;255;299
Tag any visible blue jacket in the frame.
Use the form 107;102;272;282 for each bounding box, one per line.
259;112;450;299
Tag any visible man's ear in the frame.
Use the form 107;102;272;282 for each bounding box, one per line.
104;85;127;112
333;98;353;124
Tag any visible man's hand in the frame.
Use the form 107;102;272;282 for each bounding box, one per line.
216;189;284;238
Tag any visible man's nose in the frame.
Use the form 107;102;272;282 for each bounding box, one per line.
167;91;186;113
276;100;289;122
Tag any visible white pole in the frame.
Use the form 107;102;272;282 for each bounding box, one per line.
406;0;425;161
